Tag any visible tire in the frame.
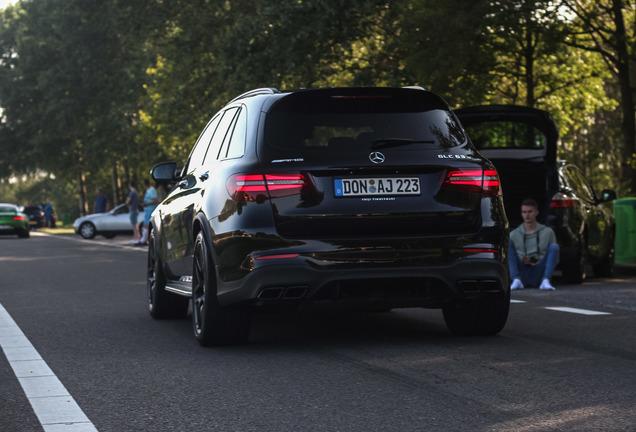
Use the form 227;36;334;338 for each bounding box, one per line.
563;238;586;284
102;233;117;239
442;291;510;336
147;231;189;319
593;236;614;278
79;222;96;239
192;232;251;346
17;229;30;238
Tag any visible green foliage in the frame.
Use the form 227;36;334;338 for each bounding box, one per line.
0;0;633;205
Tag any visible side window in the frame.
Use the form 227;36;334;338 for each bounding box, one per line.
206;107;239;164
222;108;246;159
567;167;595;203
576;171;596;202
187;114;221;172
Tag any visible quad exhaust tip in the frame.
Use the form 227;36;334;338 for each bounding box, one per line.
258;286;308;301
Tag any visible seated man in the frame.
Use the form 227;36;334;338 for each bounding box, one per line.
509;198;559;290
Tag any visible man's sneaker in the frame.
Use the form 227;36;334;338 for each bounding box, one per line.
510;278;524;290
540;279;555;290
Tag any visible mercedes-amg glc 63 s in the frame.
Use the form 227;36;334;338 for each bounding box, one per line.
147;87;510;346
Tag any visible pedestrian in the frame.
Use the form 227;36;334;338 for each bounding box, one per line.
94;188;109;213
139;179;158;245
43;200;54;228
126;182;141;244
509;198;559;290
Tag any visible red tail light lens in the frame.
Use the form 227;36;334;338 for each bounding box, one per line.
227;173;308;201
550;192;578;208
13;216;26;221
441;169;501;196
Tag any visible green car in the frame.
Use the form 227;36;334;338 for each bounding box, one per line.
0;203;30;238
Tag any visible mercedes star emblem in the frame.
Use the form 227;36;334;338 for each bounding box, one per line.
369;151;385;164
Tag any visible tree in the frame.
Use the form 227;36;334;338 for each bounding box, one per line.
560;0;636;192
0;0;157;214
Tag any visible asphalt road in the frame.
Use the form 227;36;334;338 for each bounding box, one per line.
1;233;636;431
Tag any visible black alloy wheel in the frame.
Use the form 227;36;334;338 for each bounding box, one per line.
442;290;510;336
192;232;251;346
593;233;615;278
563;237;586;284
147;231;189;319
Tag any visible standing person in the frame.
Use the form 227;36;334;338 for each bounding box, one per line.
139;179;158;245
93;188;109;213
509;198;559;290
126;182;140;244
43;200;54;228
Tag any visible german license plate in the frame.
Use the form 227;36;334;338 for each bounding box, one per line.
0;225;11;229
334;177;420;197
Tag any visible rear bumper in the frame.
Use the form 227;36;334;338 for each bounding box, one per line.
216;257;509;310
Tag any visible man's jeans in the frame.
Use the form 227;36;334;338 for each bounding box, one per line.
509;241;560;287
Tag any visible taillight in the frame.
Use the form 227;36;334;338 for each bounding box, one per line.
550;192;578;208
441;169;501;196
227;173;308;201
13;216;26;221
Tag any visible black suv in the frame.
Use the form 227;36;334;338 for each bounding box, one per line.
148;87;510;346
455;105;616;283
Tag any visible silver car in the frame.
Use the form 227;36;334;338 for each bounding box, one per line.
73;203;143;239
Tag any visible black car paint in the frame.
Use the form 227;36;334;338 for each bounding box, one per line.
455;104;616;281
149;87;510;345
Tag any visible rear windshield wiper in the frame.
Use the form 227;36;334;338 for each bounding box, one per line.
371;138;435;149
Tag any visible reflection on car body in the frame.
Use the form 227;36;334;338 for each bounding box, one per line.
147;87;510;346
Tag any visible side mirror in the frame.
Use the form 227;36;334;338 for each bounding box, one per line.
599;189;617;202
151;162;178;182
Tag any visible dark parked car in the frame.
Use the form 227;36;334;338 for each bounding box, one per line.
0;203;30;238
148;87;510;346
455;105;616;283
20;205;44;229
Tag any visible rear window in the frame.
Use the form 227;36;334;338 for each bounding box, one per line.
463;120;547;150
0;205;16;213
263;89;466;158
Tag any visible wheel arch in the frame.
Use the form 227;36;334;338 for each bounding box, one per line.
193;213;217;266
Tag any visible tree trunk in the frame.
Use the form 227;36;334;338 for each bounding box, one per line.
525;30;535;107
77;169;88;216
111;162;120;206
613;0;636;192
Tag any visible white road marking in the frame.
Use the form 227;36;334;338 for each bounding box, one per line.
510;299;526;303
545;306;612;316
0;303;98;432
32;231;145;252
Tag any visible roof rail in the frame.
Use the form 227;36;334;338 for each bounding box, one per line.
227;88;280;105
402;85;428;91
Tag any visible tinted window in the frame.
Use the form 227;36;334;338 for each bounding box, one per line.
464;121;547;149
187;114;221;171
565;166;595;202
263;89;465;158
207;107;239;164
0;205;16;213
221;107;246;159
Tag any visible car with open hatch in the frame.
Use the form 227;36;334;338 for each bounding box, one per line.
0;203;30;238
455;105;616;283
147;86;510;346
